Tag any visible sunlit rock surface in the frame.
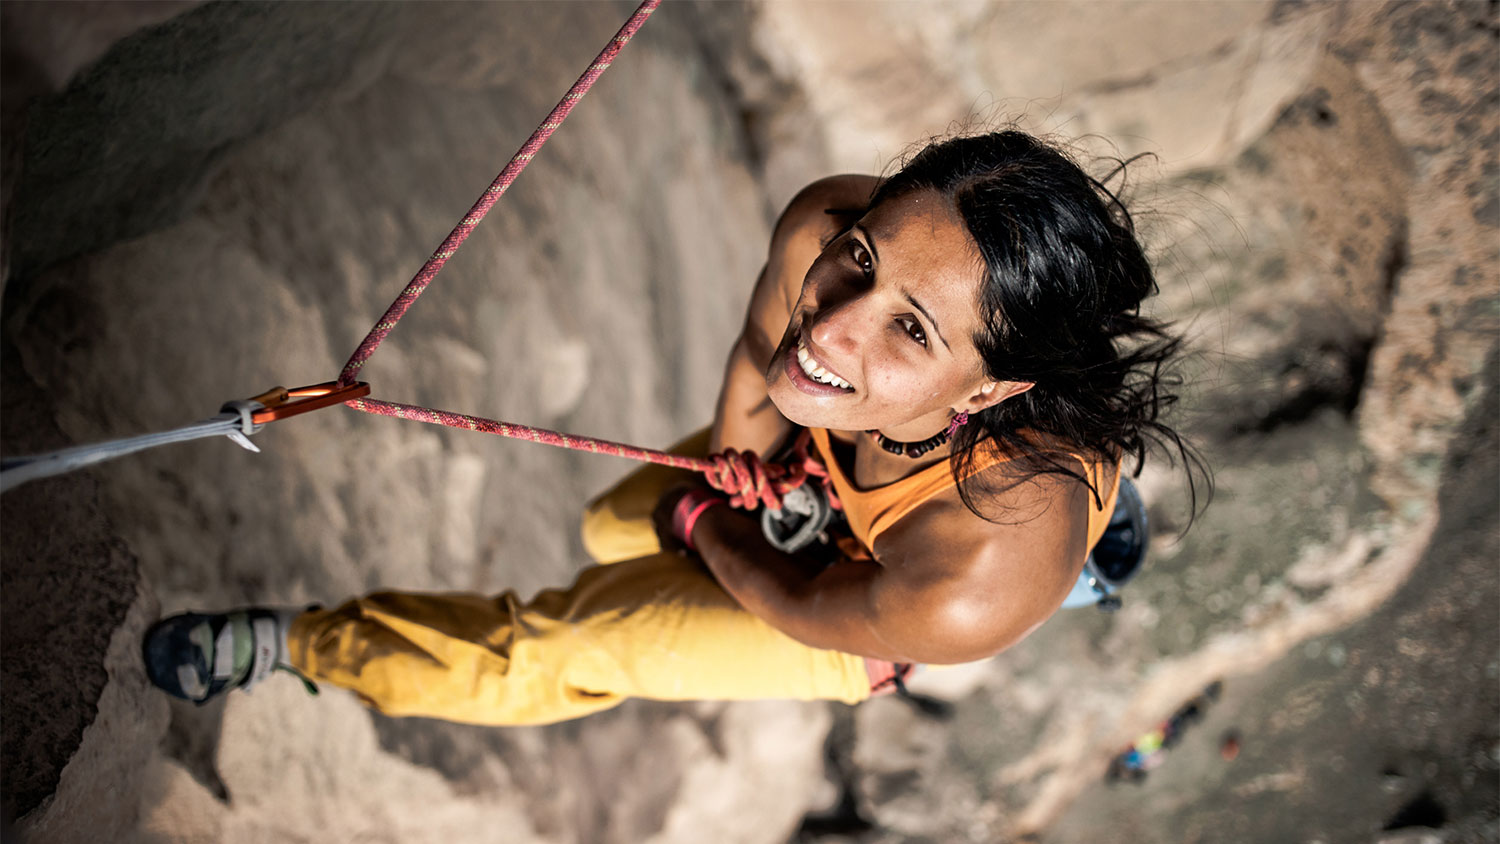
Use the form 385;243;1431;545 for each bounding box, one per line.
2;2;1494;842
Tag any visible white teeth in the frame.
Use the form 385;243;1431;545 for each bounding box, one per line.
795;336;851;389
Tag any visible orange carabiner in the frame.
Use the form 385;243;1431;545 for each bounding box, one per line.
247;380;370;425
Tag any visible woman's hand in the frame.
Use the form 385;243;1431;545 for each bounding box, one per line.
705;449;785;511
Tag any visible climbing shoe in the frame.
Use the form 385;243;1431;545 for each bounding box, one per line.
143;609;317;704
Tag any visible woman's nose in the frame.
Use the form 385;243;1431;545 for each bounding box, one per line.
808;295;872;355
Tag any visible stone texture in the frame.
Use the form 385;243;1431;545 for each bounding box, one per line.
4;3;817;841
700;0;1334;202
1;1;1494;842
1046;352;1499;844
0;341;161;825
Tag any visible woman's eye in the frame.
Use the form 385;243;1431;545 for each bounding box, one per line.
849;241;873;277
898;316;928;347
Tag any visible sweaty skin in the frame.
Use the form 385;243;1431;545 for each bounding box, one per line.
697;176;1091;666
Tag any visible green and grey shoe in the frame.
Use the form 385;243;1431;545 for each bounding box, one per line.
143;609;317;703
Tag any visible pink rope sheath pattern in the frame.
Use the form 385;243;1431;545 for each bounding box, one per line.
337;0;661;386
347;398;716;474
331;2;809;505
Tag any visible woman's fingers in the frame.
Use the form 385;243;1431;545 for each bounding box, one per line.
704;448;789;511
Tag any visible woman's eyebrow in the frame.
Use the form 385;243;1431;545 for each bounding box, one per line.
857;224;949;350
903;290;951;351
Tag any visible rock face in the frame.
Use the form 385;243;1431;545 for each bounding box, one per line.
1;2;1494;842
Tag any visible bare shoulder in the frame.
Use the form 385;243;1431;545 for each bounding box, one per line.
867;469;1092;664
765;176;880;295
740;175;882;366
771;174;882;246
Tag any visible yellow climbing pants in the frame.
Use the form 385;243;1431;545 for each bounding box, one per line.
286;430;872;725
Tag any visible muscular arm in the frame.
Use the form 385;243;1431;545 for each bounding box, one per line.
710;174;881;455
690;473;1092;664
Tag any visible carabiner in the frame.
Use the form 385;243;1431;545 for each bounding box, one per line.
246;380;371;425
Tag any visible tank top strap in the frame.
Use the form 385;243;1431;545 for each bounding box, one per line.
807;427;1121;554
806;428;1013;550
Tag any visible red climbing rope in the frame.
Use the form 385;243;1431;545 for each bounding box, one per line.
333;0;812;510
349;397;715;473
1;0;813;509
337;0;660;386
348;397;818;509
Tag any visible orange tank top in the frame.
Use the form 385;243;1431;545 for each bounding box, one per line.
806;427;1120;560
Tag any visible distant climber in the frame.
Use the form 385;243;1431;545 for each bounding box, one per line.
1106;681;1225;783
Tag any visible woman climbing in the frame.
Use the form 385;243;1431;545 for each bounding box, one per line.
144;130;1202;724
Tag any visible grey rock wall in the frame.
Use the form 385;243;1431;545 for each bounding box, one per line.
4;2;825;841
1;1;1494;842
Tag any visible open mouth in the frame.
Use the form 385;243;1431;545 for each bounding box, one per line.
786;330;854;394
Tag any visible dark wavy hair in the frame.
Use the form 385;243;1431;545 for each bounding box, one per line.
867;131;1208;521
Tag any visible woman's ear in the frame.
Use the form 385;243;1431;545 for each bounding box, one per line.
964;380;1033;413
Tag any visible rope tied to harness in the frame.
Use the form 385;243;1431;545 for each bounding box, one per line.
703;432;839;512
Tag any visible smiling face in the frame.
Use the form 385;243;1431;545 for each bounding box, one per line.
766;189;1020;441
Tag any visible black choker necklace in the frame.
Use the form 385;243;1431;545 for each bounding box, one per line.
867;412;968;459
867;429;950;458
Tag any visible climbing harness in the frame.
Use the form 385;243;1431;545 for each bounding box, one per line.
755;430;842;551
760;482;836;553
1059;476;1149;611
